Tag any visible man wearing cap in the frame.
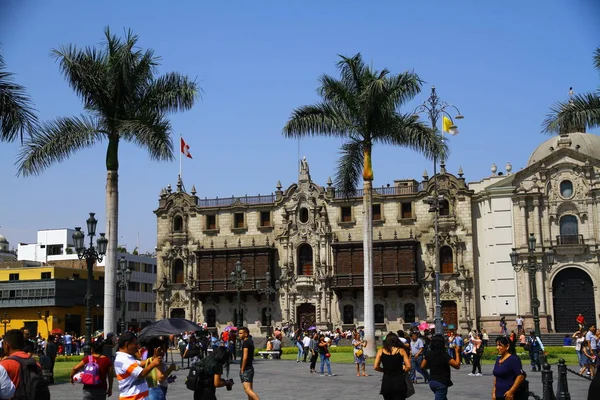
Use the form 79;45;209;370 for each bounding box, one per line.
527;330;544;372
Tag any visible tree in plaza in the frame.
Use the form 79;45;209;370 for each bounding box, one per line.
543;47;600;133
282;53;445;356
0;52;38;142
17;27;199;334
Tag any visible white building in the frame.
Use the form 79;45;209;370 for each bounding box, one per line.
17;229;158;329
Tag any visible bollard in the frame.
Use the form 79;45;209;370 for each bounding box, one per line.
541;363;556;400
556;358;570;400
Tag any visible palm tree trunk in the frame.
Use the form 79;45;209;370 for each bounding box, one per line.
104;138;119;335
104;169;118;335
363;179;375;356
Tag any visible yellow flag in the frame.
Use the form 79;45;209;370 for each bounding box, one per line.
442;116;458;135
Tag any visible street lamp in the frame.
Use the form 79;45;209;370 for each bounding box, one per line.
257;271;280;338
1;313;11;335
510;233;555;338
414;86;464;335
116;256;132;333
230;260;247;357
73;212;108;354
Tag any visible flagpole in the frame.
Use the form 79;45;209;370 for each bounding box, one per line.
179;134;182;180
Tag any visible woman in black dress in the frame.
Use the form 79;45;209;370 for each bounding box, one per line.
374;332;411;400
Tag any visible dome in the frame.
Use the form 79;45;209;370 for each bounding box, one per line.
0;235;7;244
528;132;600;166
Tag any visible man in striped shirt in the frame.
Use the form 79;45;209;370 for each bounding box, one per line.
114;332;162;400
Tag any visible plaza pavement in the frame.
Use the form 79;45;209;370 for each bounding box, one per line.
49;353;592;399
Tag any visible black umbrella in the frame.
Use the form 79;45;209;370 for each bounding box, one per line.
138;318;201;341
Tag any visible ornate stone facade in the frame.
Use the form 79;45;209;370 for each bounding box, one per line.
155;159;476;336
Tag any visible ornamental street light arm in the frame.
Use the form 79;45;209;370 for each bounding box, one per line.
116;256;132;333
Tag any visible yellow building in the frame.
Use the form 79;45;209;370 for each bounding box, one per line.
0;261;105;338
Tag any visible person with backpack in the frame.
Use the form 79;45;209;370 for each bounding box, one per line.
468;333;484;377
525;330;544;372
0;364;15;399
187;347;233;400
69;340;114;400
0;329;50;400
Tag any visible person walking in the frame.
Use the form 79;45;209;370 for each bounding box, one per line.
294;330;304;363
352;332;368;377
308;333;319;374
409;331;429;383
500;317;507;335
516;316;524;335
421;334;461;400
302;334;311;363
526;330;544;372
238;327;260;400
492;336;527;400
317;334;335;376
374;332;411;400
70;340;114;400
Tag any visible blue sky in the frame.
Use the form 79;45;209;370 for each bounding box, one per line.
0;0;598;253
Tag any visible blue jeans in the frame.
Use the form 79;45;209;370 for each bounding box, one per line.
296;342;303;360
148;386;166;400
410;355;429;381
319;354;332;375
429;380;449;400
66;344;72;356
530;350;541;370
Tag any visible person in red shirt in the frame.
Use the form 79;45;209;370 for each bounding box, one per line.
577;314;586;330
1;329;34;390
70;340;114;399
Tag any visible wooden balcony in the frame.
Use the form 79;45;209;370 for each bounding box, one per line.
332;271;418;290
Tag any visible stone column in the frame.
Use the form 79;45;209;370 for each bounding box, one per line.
320;282;327;322
460;282;467;320
518;199;532;317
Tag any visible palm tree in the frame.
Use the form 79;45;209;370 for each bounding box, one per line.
283;53;445;356
543;47;600;133
0;52;38;142
17;27;199;335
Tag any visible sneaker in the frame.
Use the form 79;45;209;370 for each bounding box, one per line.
319;374;325;376
475;373;482;376
330;374;336;376
297;360;300;363
468;373;475;376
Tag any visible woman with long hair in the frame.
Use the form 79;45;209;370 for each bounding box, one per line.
70;340;114;400
352;332;368;377
144;337;177;400
193;347;233;400
374;332;411;400
421;334;460;400
492;336;526;400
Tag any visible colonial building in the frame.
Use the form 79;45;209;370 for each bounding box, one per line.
472;131;600;333
155;159;476;336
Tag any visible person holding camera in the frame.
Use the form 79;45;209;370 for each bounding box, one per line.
193;347;234;400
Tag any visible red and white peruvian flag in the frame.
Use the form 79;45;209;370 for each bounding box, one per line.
180;137;192;159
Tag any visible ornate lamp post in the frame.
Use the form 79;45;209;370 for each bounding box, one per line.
230;260;247;357
73;213;108;354
116;256;132;333
257;271;280;338
510;233;555;338
414;86;464;335
1;313;11;335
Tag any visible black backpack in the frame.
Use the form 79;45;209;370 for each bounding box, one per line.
9;355;50;400
186;360;208;392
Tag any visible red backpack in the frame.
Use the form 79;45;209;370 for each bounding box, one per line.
81;355;101;385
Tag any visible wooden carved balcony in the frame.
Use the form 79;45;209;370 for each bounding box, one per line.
332;271;418;291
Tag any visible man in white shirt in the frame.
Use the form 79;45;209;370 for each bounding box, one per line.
516;316;524;334
114;332;162;399
0;364;15;399
63;332;73;356
302;334;311;362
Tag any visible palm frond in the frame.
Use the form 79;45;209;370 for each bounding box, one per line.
334;138;363;198
17;115;103;176
0;53;38;142
594;46;600;72
145;72;199;113
542;93;600;134
317;74;359;117
119;115;174;161
283;103;354;138
375;113;447;160
336;53;367;94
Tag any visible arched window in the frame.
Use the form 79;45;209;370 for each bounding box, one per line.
374;304;385;324
343;305;354;325
440;247;454;274
298;244;313;276
173;215;183;232
559;215;579;244
172;259;184;284
299;207;309;223
439;199;450;216
404;303;416;323
560;181;574;198
206;309;216;327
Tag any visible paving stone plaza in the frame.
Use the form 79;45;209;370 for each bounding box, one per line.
50;354;591;400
